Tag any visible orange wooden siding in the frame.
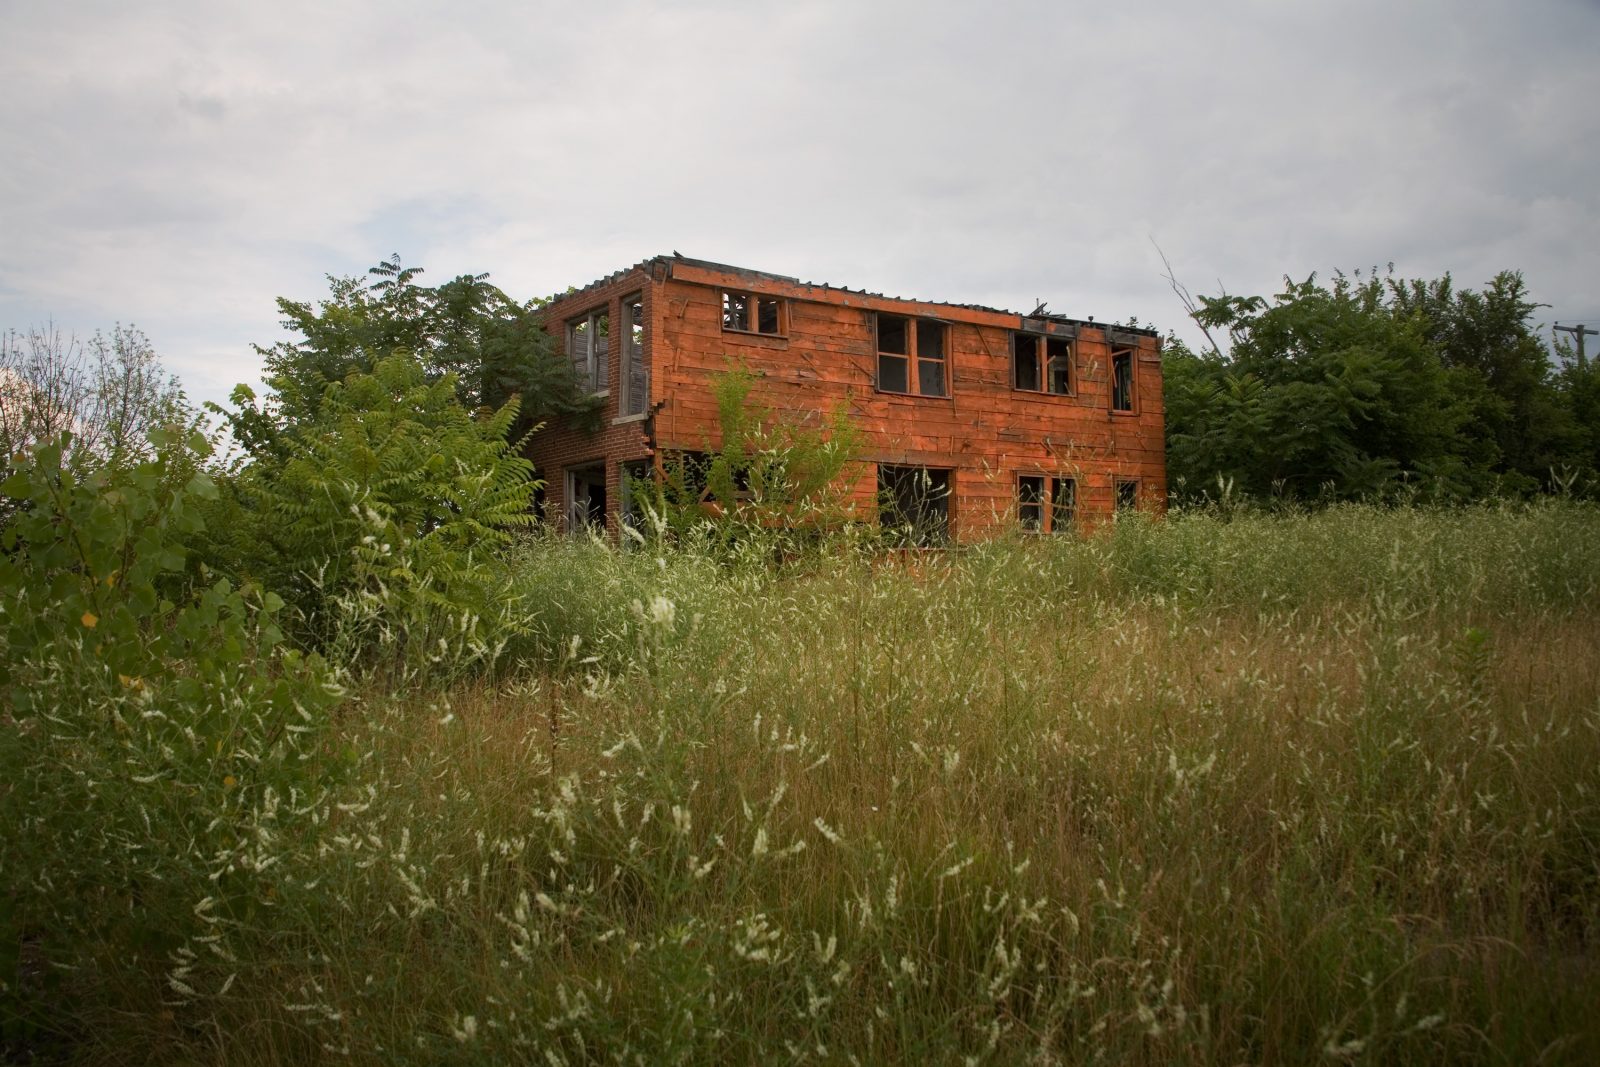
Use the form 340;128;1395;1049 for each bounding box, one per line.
527;257;1166;540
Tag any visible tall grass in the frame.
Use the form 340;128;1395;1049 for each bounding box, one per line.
6;501;1600;1064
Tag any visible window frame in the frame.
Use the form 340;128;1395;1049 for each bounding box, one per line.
1011;332;1075;395
878;464;953;546
620;293;647;418
567;306;611;396
721;289;786;338
1017;473;1077;534
1115;477;1140;513
874;313;950;398
1110;346;1137;413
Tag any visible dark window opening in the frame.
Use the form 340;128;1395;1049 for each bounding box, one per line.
1018;475;1044;530
1051;477;1076;532
877;314;948;396
879;465;951;546
723;290;783;336
722;291;750;332
916;319;946;397
1014;333;1073;395
567;464;608;533
1046;337;1073;395
620;459;652;539
1116;478;1139;512
757;297;780;334
876;313;910;393
1019;474;1076;533
622;295;646;416
1013;334;1040;391
1112;349;1134;412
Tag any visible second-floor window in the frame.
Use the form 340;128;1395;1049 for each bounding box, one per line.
875;313;947;397
568;308;609;394
621;294;646;416
722;290;784;336
1111;348;1135;412
1013;333;1074;394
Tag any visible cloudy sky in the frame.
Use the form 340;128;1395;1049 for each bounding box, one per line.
3;0;1598;410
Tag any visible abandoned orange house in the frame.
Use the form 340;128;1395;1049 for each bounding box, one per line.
528;255;1166;543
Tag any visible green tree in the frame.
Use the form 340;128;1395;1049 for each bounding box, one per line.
1168;268;1592;503
208;353;539;655
228;255;595;459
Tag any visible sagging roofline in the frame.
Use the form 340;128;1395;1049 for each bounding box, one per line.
546;253;1161;343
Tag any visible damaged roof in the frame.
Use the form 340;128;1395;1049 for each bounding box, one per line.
549;253;1159;338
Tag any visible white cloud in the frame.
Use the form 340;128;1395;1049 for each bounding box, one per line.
2;0;1598;408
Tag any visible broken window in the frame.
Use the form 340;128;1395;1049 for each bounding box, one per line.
1115;478;1139;513
1013;333;1073;394
1051;477;1076;532
1111;348;1134;411
876;314;949;396
1018;474;1076;534
566;463;608;533
878;465;951;546
619;459;653;539
723;290;783;336
568;308;610;394
622;294;647;416
1018;475;1045;530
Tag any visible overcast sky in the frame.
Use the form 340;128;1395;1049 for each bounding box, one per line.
3;0;1598;410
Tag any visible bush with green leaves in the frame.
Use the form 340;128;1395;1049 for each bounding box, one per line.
211;352;539;670
647;364;861;550
0;430;341;1055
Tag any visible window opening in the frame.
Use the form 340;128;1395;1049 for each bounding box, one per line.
619;459;652;539
1115;478;1139;512
876;314;948;396
1014;333;1073;394
1013;334;1040;391
566;464;608;533
1018;475;1044;530
723;290;783;336
568;309;610;394
879;465;951;546
622;295;646;416
1051;477;1076;532
916;320;946;397
1046;337;1073;394
876;314;909;393
1018;475;1076;533
1111;348;1134;411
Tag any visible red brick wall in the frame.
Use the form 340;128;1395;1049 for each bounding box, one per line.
526;266;656;529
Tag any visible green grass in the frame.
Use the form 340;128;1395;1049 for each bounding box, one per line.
6;501;1600;1064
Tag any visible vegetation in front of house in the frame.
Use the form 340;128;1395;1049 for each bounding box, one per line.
5;460;1599;1062
4;255;1600;1062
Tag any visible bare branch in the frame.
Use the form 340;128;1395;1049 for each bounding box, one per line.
1150;238;1225;358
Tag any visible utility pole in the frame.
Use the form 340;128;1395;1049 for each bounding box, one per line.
1554;322;1597;366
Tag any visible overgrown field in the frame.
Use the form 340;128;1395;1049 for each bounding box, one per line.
6;502;1600;1064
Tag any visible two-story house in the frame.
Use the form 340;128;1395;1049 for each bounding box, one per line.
529;255;1165;542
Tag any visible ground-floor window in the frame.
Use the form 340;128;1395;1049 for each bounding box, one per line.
619;459;653;539
566;463;607;533
1018;474;1076;533
1115;477;1139;513
878;465;951;546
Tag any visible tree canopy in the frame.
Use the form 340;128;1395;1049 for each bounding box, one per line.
225;255;597;460
1165;269;1596;503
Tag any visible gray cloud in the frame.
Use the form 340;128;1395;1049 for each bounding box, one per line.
2;0;1598;411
